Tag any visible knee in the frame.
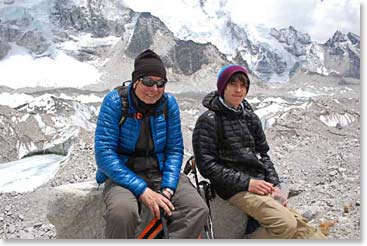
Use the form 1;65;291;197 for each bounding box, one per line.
195;199;210;221
186;197;209;221
276;215;297;238
194;195;209;214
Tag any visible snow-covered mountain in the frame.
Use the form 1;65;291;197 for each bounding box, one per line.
121;0;360;82
0;0;360;89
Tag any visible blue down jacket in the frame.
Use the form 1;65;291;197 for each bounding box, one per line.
94;84;183;197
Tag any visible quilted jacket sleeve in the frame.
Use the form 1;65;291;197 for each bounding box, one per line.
94;90;148;197
160;94;184;191
193;111;250;199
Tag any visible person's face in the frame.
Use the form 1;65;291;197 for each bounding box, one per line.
134;76;165;104
223;79;247;108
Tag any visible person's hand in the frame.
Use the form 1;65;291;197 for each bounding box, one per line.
161;189;172;200
248;179;274;195
139;188;175;219
271;186;288;207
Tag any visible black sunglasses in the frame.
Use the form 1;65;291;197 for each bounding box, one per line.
140;77;167;88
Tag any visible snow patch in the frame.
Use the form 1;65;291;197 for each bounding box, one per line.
33;115;56;136
75;94;103;103
20;114;30;122
0;93;34;108
320;113;355;127
255;100;311;129
59;34;120;52
290;88;326;98
183;108;199;116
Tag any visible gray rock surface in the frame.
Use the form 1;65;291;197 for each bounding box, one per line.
47;181;248;239
0;40;11;59
47;181;106;239
16;30;51;55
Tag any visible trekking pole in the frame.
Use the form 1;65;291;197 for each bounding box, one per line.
191;159;202;196
183;156;194;175
184;156;214;238
202;181;215;239
184;156;202;196
191;159;214;238
160;208;169;239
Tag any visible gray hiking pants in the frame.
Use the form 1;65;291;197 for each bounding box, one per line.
103;173;209;239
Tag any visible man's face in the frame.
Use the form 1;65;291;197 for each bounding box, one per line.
223;80;247;108
134;76;165;104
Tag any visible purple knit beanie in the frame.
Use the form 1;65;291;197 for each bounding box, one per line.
217;64;250;97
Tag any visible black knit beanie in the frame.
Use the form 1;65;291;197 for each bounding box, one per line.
131;49;167;83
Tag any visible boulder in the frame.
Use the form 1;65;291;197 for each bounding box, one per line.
47;180;248;239
210;194;248;238
47;181;106;239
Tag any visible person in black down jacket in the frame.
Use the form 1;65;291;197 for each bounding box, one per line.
192;64;326;239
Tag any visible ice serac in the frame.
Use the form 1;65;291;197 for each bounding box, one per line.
0;5;51;57
0;92;100;163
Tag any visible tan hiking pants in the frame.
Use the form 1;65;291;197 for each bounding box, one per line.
229;192;327;239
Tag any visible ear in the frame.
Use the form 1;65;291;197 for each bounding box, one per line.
133;80;139;89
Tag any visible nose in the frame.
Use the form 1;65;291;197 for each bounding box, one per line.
235;84;242;92
149;84;158;91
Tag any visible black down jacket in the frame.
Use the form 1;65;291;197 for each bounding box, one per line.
192;91;280;200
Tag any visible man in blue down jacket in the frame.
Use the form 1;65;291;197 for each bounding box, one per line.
95;49;208;239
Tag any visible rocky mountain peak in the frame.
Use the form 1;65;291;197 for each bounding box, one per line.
320;30;360;78
347;32;360;46
270;26;311;46
125;11;174;58
124;10;228;76
325;30;348;46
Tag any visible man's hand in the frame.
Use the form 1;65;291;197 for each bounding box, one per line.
271;186;288;207
139;188;175;219
248;179;274;195
161;189;172;200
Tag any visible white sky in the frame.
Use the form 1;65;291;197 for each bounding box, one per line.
123;0;360;43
